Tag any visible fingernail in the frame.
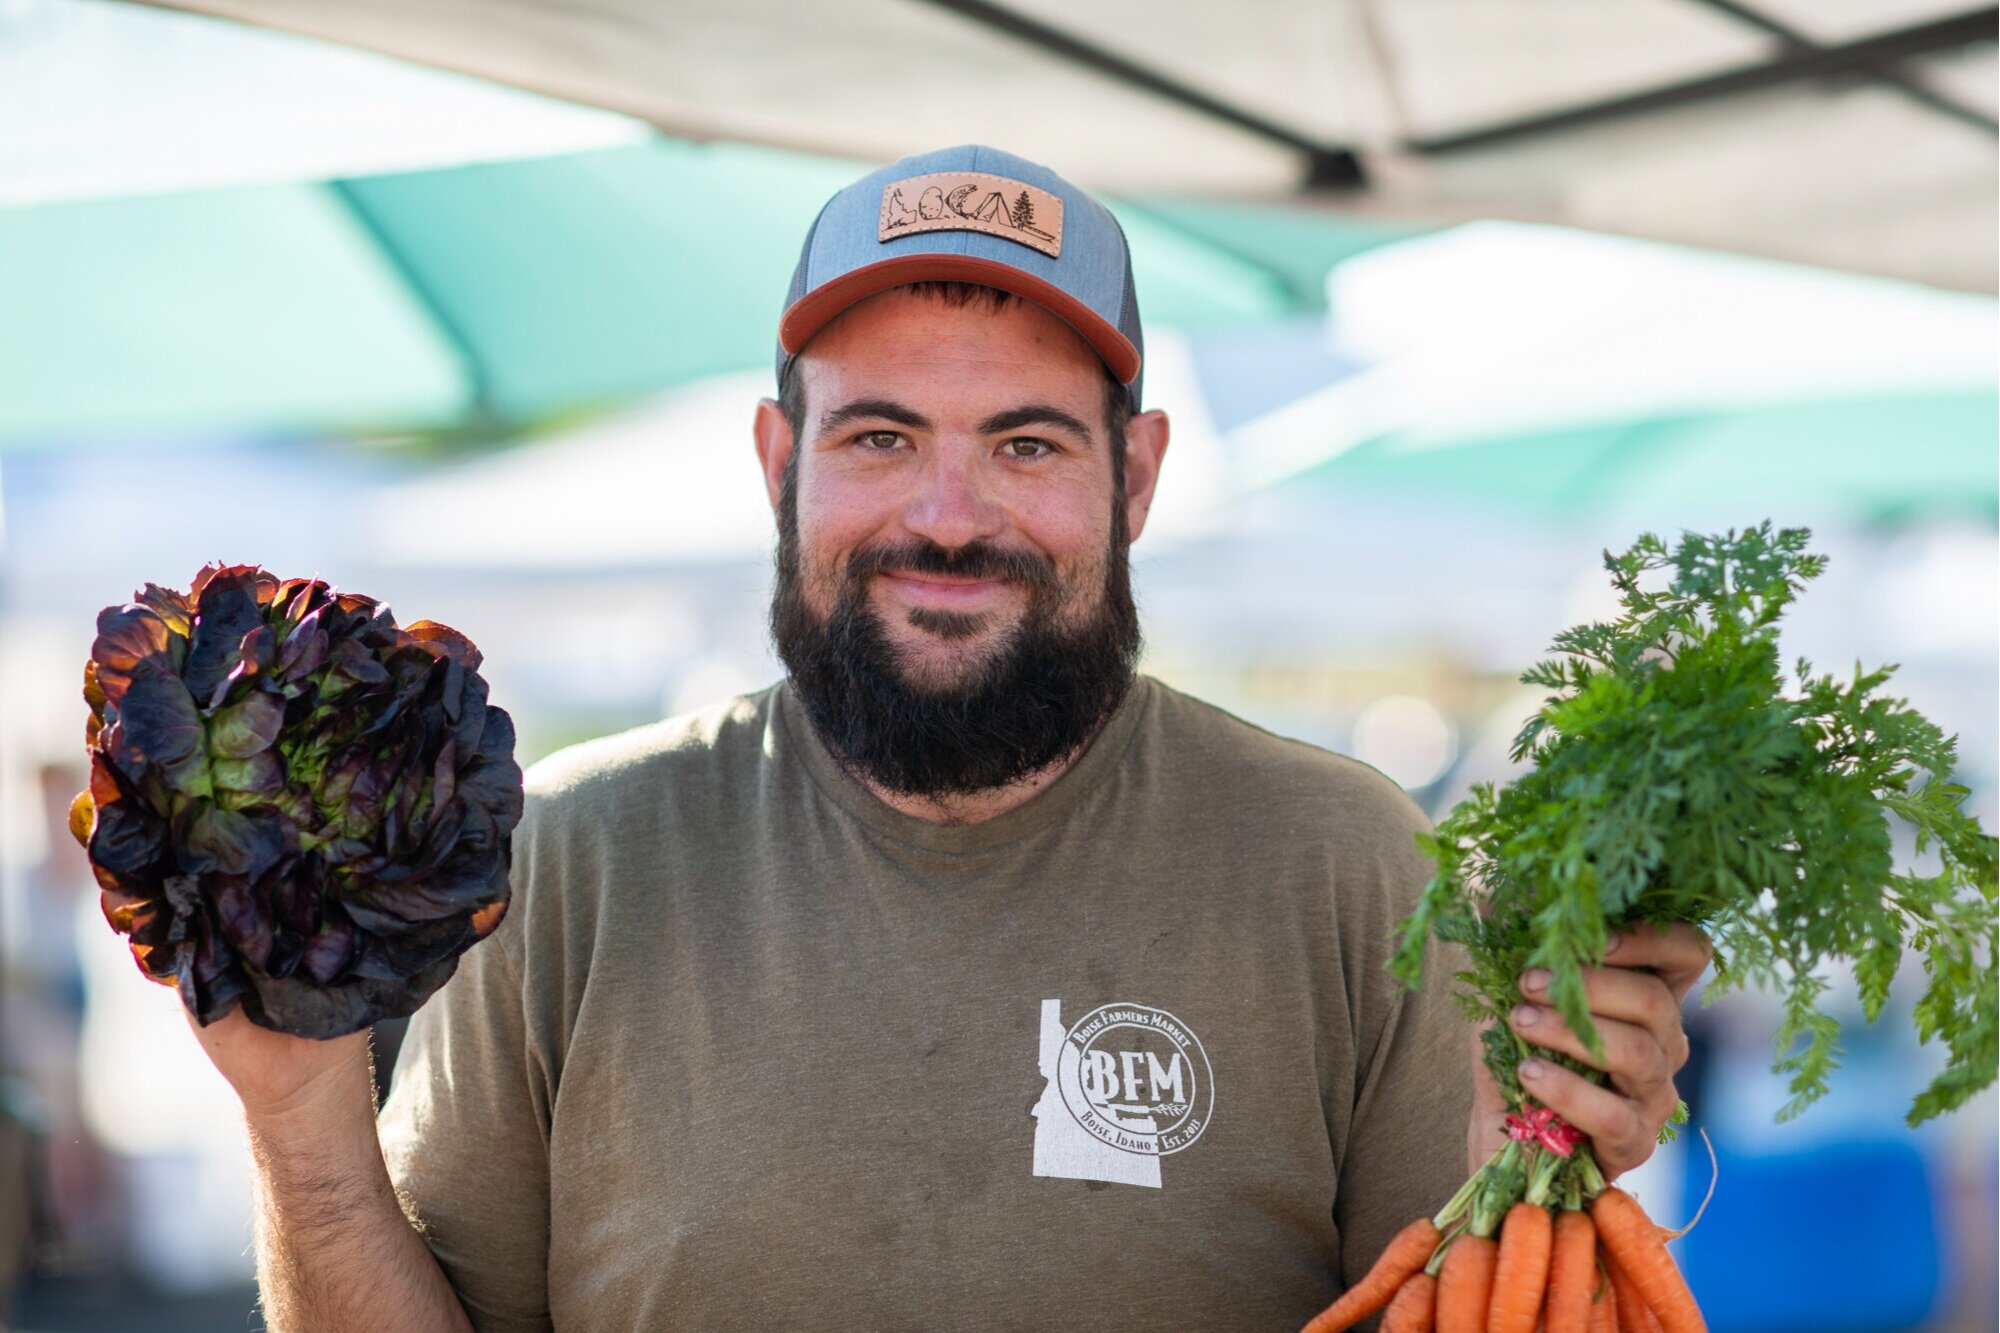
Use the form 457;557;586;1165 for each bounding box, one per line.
1520;1060;1546;1081
1520;969;1551;994
1512;1003;1540;1028
1605;934;1623;956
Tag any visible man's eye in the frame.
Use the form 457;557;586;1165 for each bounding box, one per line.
859;431;902;450
1004;437;1054;458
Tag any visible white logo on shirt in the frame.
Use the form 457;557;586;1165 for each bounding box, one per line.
1031;998;1214;1188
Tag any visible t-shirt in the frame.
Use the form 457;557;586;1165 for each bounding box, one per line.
377;673;1475;1331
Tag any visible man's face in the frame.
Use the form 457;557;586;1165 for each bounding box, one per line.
761;285;1154;797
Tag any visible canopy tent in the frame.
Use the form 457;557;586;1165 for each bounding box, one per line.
99;0;1998;294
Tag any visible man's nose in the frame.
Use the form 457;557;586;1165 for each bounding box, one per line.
900;445;1005;549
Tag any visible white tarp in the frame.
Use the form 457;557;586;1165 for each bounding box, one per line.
80;0;2000;292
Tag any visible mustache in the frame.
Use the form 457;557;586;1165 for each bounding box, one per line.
842;539;1058;591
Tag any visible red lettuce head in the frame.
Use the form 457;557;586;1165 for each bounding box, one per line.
71;564;523;1038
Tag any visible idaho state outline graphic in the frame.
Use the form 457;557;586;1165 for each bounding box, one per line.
1033;998;1162;1188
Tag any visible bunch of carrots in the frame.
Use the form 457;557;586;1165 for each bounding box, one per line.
1301;1136;1700;1333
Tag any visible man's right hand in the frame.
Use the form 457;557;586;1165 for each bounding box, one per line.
187;1003;473;1333
185;1006;373;1125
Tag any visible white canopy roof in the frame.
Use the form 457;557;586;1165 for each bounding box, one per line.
102;0;1997;291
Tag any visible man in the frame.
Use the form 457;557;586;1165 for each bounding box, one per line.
192;145;1708;1331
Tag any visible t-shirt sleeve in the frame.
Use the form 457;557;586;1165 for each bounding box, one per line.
377;818;554;1333
1333;941;1476;1289
1330;789;1478;1315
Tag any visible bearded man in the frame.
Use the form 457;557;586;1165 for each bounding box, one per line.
192;145;1709;1332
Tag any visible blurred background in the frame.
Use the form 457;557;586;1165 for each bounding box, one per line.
0;0;1994;1328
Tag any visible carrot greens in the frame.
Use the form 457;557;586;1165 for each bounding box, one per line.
1393;524;1996;1132
1303;524;1995;1333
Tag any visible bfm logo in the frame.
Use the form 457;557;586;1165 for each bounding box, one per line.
1055;1003;1214;1157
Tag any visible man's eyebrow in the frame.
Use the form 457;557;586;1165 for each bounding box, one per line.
977;404;1096;444
817;398;932;435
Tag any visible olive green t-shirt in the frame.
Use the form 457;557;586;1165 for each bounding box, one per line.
378;674;1474;1331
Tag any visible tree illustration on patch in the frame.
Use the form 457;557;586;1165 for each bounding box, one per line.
1011;190;1035;230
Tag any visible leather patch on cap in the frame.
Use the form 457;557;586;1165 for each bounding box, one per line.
878;172;1063;259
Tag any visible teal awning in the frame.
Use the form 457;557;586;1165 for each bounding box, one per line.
0;137;1428;447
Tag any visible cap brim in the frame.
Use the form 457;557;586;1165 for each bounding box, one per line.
778;253;1140;386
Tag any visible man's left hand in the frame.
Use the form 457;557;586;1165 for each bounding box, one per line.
1466;922;1712;1179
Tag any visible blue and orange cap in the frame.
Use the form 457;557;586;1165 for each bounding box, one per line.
776;144;1145;412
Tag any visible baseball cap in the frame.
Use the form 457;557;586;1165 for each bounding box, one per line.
776;144;1144;412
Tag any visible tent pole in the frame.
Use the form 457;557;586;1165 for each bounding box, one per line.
906;0;1367;190
1685;0;1997;134
1411;6;1997;153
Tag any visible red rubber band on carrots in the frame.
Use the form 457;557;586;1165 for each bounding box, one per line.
1503;1105;1585;1157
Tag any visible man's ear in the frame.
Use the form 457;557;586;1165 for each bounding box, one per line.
1120;409;1170;544
753;397;793;513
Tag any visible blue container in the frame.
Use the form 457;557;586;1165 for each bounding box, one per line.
1678;1138;1942;1333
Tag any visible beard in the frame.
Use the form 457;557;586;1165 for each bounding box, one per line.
769;465;1142;800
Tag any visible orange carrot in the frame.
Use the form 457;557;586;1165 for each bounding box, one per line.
1542;1210;1598;1333
1488;1202;1554;1333
1603;1249;1661;1333
1301;1217;1443;1333
1590;1189;1705;1333
1435;1235;1498;1333
1383;1272;1439;1333
1584;1266;1616;1333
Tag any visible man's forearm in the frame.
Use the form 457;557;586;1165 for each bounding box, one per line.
244;1056;473;1333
